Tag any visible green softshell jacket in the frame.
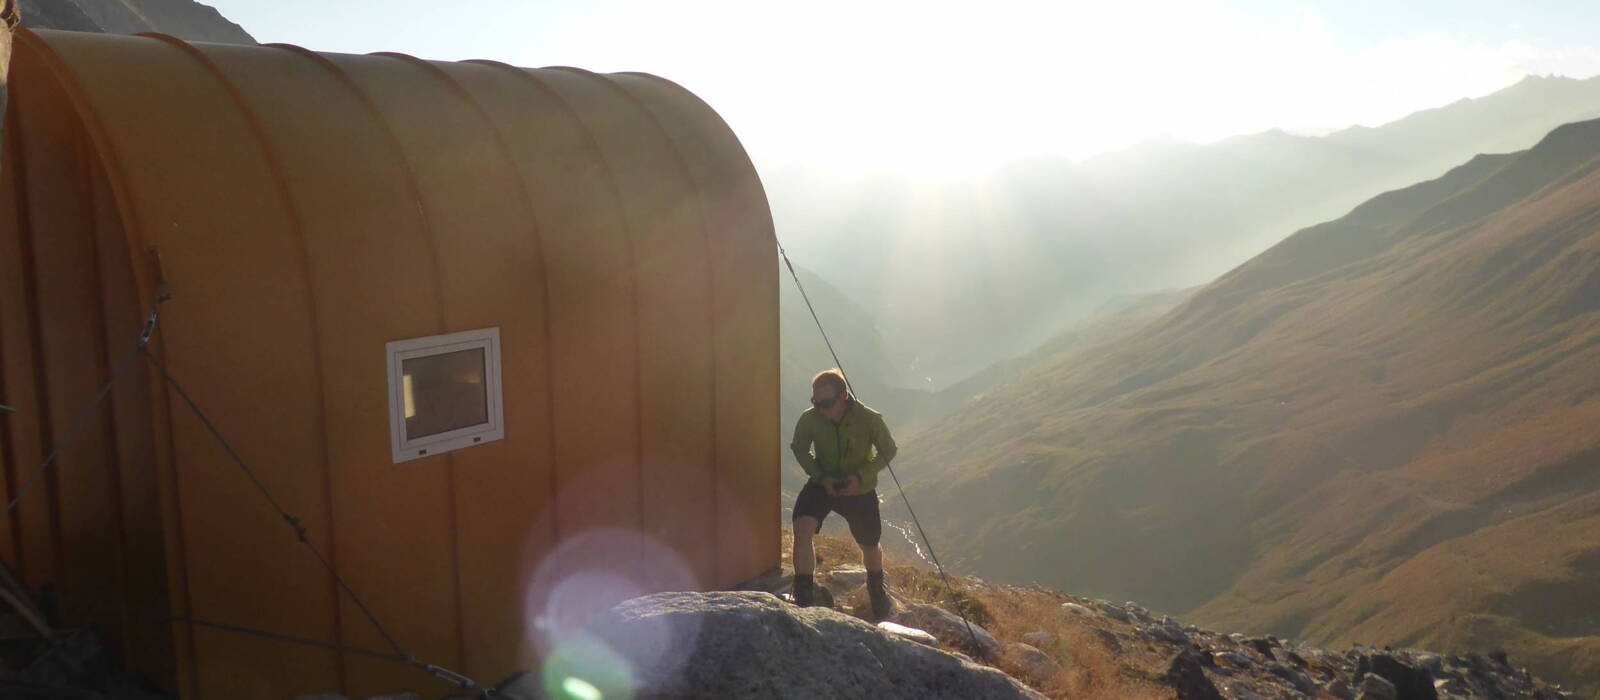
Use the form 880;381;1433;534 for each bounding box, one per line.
790;400;898;493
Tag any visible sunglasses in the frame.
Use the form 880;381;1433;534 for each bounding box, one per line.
811;396;841;409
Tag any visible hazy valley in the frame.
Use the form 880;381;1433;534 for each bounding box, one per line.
772;74;1600;386
877;116;1600;693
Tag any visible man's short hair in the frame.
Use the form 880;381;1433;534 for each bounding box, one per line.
811;368;849;396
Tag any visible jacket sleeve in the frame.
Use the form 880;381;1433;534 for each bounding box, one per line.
861;412;898;478
790;416;822;479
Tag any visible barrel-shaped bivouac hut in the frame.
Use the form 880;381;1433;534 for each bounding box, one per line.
0;27;778;699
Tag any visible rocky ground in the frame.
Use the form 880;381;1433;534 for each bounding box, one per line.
754;528;1581;700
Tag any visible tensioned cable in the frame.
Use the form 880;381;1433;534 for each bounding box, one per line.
0;307;160;524
0;303;482;694
38;588;410;664
775;239;989;658
141;349;480;692
142;352;403;652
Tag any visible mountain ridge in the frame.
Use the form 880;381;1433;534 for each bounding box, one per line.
773;72;1600;386
890;115;1600;694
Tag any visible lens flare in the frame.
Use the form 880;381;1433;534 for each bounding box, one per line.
561;676;603;700
539;631;632;699
524;526;702;696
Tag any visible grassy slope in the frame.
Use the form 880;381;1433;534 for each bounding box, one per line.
788;528;1174;700
891;118;1600;693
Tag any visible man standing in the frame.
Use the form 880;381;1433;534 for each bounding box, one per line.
790;368;898;620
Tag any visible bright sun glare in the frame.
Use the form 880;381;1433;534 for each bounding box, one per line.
518;0;1593;177
209;0;1600;178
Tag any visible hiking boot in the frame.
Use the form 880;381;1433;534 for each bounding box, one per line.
792;574;816;607
867;570;892;620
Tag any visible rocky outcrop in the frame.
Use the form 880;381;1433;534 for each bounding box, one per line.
572;591;1045;700
1052;595;1576;699
1165;648;1224;700
19;0;254;44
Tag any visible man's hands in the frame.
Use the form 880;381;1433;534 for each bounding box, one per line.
818;473;863;497
837;473;862;496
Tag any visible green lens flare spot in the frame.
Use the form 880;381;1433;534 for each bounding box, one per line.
561;676;603;700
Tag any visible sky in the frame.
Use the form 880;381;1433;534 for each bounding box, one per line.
204;0;1600;176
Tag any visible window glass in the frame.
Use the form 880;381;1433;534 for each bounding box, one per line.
401;348;488;439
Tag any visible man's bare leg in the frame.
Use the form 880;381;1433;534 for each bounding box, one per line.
794;516;820;575
863;542;891;620
861;543;883;573
792;516;820;606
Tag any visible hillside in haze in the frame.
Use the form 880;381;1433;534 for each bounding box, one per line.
892;117;1600;693
772;74;1600;386
779;263;1191;492
19;0;254;44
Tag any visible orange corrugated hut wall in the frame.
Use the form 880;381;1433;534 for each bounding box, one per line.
0;28;779;699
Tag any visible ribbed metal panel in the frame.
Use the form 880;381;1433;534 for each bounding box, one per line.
0;27;778;699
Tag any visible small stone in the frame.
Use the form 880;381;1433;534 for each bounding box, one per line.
878;621;939;647
1360;672;1398;700
1268;662;1316;695
1006;642;1061;685
1020;631;1056;647
1142;622;1191;645
1096;601;1131;622
828;565;868;589
1091;627;1123;652
894;603;1001;658
1061;602;1093;617
1246;637;1278;660
1215;651;1253;668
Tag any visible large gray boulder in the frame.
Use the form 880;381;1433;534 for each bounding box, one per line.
561;591;1045;700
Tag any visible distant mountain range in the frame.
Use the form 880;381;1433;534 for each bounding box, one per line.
891;116;1600;694
19;0;254;44
772;74;1600;386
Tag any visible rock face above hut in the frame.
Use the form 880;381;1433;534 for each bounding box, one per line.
19;0;255;44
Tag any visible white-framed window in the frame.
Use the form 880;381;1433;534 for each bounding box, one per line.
386;327;505;464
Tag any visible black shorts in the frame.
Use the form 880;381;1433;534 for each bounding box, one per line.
793;479;882;547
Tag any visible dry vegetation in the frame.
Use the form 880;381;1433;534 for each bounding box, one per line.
784;527;1173;699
